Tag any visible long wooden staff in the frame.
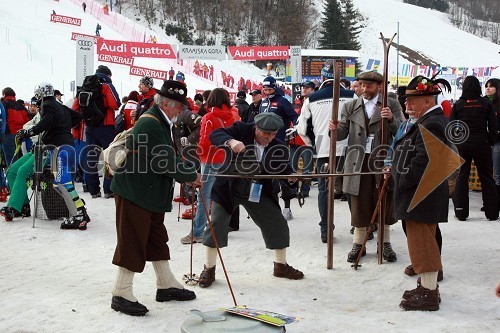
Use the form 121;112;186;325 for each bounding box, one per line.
326;61;342;269
377;33;397;264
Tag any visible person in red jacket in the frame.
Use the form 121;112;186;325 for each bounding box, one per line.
122;91;140;130
1;87;31;165
180;88;240;244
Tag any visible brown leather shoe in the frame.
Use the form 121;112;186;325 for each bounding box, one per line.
198;265;215;288
404;265;417;276
273;262;304;280
403;278;441;303
400;283;440;311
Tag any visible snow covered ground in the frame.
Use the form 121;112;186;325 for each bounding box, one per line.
0;183;498;332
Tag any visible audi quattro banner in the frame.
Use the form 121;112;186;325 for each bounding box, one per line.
51;14;81;26
97;39;176;59
129;65;167;80
71;32;101;44
178;45;226;60
227;46;290;61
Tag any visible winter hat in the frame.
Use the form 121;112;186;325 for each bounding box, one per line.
250;89;262;96
96;65;112;76
54;89;63;96
237;91;246;99
30;96;38;105
155;80;189;106
139;76;154;89
301;81;316;89
34;82;54;99
404;75;451;97
321;60;335;79
194;93;203;103
262;76;277;89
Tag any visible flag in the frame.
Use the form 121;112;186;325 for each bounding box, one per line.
366;59;375;70
345;59;355;78
409;65;416;77
417;66;427;76
373;60;381;72
485;67;492;76
401;64;409;76
478;67;485;77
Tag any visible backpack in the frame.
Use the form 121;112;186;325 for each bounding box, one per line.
114;105;126;134
78;75;106;127
39;169;70;220
102;114;159;177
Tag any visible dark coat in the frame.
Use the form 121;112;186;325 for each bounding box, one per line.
209;121;293;214
391;107;449;223
173;108;202;147
111;104;197;213
31;96;74;147
234;98;249;119
242;100;261;123
450;96;497;145
259;89;297;142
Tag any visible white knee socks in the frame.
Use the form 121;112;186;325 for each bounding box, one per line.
274;248;287;264
421;272;438;290
111;267;137;302
353;227;367;244
384;225;391;243
152;260;184;290
205;246;218;268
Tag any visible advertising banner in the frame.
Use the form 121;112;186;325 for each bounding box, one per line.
97;54;134;66
71;32;100;44
97;39;176;59
227;46;290;61
76;36;95;87
178;45;226;60
129;65;167;80
51;14;81;26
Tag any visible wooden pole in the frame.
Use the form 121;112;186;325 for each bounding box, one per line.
326;61;342;269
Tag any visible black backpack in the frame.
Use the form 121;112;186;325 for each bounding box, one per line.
39;170;70;220
78;75;106;127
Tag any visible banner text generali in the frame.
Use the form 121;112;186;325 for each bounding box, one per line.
97;39;176;59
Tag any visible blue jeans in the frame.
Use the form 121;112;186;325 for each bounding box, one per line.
493;142;500;186
84;126;115;195
3;134;17;166
192;163;222;237
316;157;329;237
290;145;314;194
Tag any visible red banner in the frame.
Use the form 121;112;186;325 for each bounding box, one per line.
227;46;290;61
98;54;134;66
97;39;176;59
71;32;101;44
50;14;81;26
129;66;167;80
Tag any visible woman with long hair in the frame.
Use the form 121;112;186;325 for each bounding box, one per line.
180;88;240;244
450;76;498;221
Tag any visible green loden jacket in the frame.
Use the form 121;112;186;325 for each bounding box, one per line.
111;104;197;213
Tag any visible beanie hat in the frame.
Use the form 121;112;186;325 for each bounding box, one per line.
321;60;334;79
236;91;246;99
96;65;112;76
262;76;277;89
140;76;154;89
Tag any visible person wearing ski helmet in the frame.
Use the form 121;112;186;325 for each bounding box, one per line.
16;82;90;230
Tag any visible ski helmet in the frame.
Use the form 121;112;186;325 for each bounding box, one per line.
140;76;154;89
34;82;54;99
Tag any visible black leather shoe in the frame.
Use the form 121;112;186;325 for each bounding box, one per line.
156;288;196;302
111;296;148;316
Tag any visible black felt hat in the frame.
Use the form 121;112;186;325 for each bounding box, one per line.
155;80;189;106
404;75;451;97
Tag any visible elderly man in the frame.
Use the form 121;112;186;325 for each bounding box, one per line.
242;89;262;123
198;112;304;288
332;71;403;262
110;80;202;316
390;75;450;311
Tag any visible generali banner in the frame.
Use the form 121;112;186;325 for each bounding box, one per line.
50;14;81;26
227;46;290;61
97;39;176;59
178;45;226;60
71;32;100;44
97;54;134;66
129;65;167;80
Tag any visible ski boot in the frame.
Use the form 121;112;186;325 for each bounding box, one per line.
60;206;91;230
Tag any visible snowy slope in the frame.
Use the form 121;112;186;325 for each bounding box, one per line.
352;0;500;68
0;1;499;332
0;0;266;101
